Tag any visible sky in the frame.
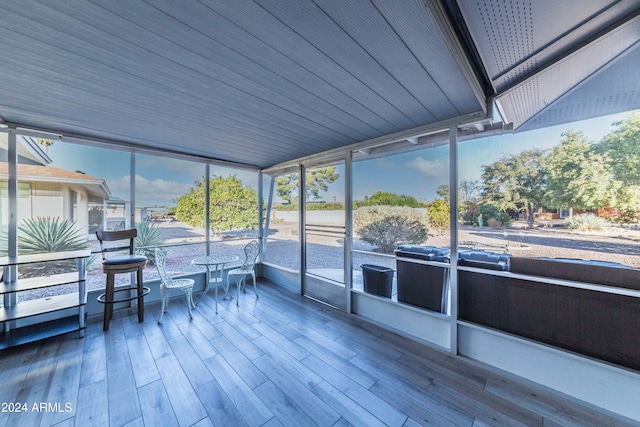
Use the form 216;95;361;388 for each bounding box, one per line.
45;110;632;207
47;144;258;207
347;111;631;204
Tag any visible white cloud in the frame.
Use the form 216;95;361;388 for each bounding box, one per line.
406;157;448;179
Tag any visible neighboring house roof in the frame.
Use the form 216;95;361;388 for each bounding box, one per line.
0;163;111;199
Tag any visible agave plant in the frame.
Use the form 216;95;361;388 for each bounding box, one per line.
135;221;164;264
0;217;93;277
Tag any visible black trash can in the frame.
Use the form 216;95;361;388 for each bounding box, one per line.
361;264;394;298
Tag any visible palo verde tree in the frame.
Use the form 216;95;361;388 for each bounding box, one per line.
481;148;547;226
276;166;339;204
176;175;259;236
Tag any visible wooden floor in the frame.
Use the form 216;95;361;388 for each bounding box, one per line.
0;281;636;427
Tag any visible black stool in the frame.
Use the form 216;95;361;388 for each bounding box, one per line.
96;229;150;331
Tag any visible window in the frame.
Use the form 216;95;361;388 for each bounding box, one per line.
304;162;345;283
352;142;450;308
457;110;640;269
263;171;300;272
208;165;260;243
40;141;132;292
136;153;207;280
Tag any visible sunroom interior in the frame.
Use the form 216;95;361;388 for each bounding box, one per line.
2;0;640;423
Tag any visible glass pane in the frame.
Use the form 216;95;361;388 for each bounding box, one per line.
352;142;450;309
136;153;207;280
305;162;345;283
0;131;9;255
0;131;8;309
208;165;260;241
38;140;132;293
263;172;300;271
458;110;640;269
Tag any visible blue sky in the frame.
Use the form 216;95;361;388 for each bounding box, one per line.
47;145;258;207
344;111;630;204
47;111;630;207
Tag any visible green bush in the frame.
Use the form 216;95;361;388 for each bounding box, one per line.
565;213;610;231
354;206;428;253
426;200;450;235
354;191;426;209
135;221;164;264
461;204;512;227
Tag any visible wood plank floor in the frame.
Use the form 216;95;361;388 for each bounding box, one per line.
0;281;637;427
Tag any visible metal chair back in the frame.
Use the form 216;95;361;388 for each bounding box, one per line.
241;240;260;270
154;248;173;288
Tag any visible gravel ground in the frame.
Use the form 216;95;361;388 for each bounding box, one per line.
263;221;640;271
431;223;640;268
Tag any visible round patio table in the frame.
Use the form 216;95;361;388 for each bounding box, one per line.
192;254;239;313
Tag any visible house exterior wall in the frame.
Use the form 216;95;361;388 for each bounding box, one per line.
1;181;93;237
30;182;64;219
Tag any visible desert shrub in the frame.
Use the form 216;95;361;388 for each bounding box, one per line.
135;221;164;264
426;199;449;235
462;204;512;227
599;207;640;224
0;217;93;277
354;206;428;253
565;213;610;231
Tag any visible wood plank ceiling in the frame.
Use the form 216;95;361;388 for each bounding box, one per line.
0;0;484;168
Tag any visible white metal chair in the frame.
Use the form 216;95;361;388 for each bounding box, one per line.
228;240;260;305
155;248;195;323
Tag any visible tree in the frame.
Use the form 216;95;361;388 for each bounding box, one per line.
276;167;339;204
593;112;640;212
354;191;425;208
458;179;482;212
426;199;449;235
595;112;640;185
544;130;612;210
436;184;449;203
435;181;481;211
481;148;547;226
175;175;258;236
37;137;55;154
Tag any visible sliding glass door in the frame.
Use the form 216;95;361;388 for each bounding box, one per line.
303;161;346;308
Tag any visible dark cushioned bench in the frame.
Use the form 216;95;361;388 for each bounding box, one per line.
395;246;450;313
459;256;640;371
